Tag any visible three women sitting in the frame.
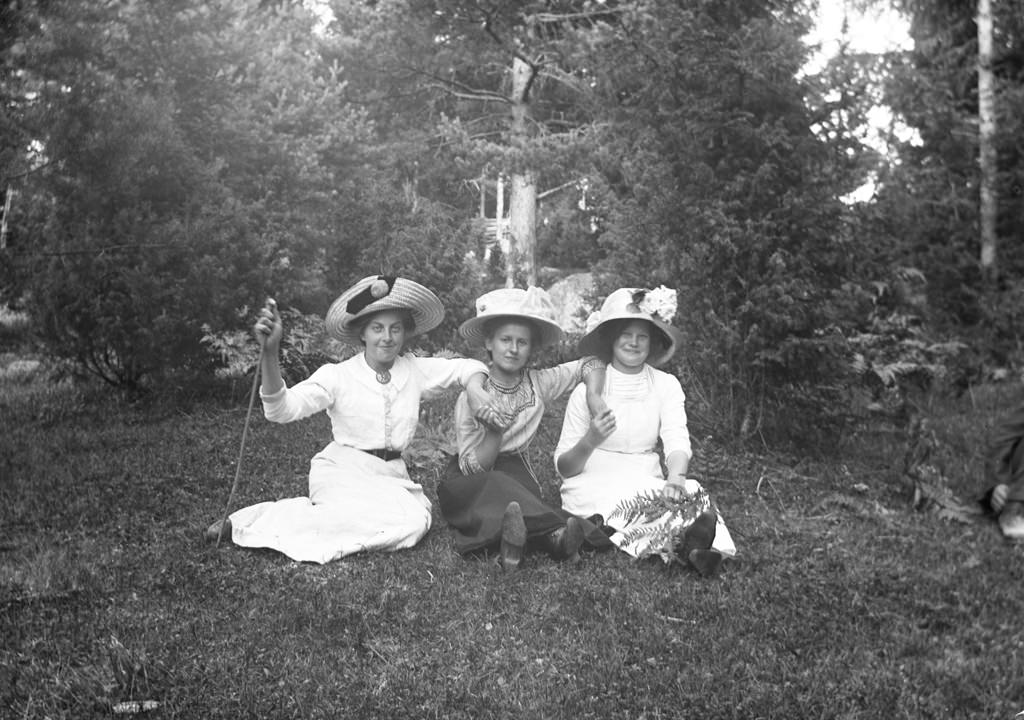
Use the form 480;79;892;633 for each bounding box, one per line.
209;275;734;575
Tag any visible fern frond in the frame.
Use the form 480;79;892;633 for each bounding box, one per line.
609;487;709;526
610;487;713;564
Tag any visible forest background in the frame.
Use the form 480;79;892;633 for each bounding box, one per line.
2;1;1024;717
2;0;1022;442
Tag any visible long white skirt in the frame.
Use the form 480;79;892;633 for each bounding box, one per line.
228;443;432;564
560;448;736;559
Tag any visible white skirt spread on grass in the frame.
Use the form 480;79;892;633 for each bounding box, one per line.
228;443;431;564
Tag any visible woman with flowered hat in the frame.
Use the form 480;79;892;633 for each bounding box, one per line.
554;286;736;576
205;275;492;564
437;285;613;571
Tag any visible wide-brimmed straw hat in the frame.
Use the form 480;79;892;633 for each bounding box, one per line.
459;286;564;348
325;274;444;345
577;286;683;367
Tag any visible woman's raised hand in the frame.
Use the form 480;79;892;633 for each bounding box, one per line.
253;298;283;351
992;483;1009;513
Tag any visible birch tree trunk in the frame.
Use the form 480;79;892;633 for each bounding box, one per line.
977;0;997;279
507;56;537;288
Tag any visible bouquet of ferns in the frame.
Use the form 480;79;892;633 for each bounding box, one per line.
609;487;711;564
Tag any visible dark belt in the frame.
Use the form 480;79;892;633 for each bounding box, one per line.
365;448;402;462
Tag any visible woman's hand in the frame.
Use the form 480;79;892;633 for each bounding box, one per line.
475;405;513;433
663;477;701;501
588;395;611;420
584;408;616;447
465;376;512;431
253;298;283;351
992;483;1009;513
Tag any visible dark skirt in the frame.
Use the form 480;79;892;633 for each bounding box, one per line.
981;403;1024;510
437;454;612;555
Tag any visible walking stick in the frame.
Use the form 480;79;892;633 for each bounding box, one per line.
215;307;272;547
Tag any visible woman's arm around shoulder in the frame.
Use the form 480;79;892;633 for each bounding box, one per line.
554;384;616;478
534;356;608;417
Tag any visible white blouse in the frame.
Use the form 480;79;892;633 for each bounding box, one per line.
260;353;488;452
454;359;594;475
555;364;692;467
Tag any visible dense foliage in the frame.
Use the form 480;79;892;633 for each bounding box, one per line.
3;1;369;383
575;2;861;439
865;0;1024;355
1;0;1020;441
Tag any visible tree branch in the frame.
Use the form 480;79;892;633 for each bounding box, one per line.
425;83;511;104
7;243;177;257
537;179;579;200
477;5;541;84
407;65;512;104
530;9;628;24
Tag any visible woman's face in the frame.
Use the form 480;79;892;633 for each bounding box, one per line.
360;310;407;367
611;320;651;373
484;321;534;376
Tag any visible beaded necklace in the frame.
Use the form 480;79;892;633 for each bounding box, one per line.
488;374;524;394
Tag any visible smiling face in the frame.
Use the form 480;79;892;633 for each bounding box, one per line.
484;320;535;378
611;319;652;374
359;310;411;369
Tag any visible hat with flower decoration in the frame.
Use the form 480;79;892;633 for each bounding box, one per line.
325;275;445;345
577;286;683;367
459;286;565;348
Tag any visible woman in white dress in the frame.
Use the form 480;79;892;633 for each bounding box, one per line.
206;275;490;564
554;287;736;576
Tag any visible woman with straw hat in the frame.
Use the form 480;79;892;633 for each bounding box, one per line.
554;286;736;576
205;274;492;564
437;286;613;571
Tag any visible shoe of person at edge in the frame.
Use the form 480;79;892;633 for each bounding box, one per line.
542;516;585;562
500;501;527;572
999;500;1024;540
205;518;232;543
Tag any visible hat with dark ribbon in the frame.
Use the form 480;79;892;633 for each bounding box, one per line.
325;275;445;345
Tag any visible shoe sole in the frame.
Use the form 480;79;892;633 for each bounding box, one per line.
500;502;527;572
560;516;584;562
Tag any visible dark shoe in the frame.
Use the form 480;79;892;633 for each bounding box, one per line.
688;549;723;578
500;502;527;572
584;513;617;538
676;510;717;560
205;518;232;543
544;516;585;561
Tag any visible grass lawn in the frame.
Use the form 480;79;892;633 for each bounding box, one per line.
2;371;1024;719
